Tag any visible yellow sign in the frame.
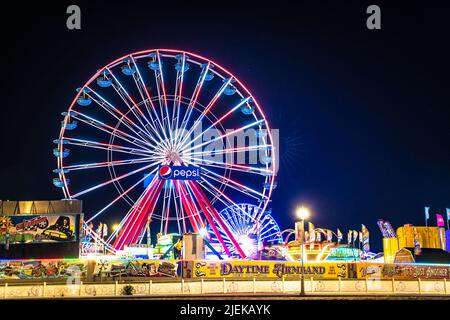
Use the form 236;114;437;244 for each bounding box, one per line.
357;263;450;279
186;260;349;279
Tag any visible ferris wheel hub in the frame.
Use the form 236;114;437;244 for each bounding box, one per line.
165;148;182;164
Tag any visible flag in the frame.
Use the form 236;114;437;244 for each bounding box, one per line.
361;224;370;253
425;207;430;220
337;229;343;243
308;222;316;242
437;214;445;227
304;231;309;243
102;223;108;237
316;231;322;242
347;231;352;245
359;232;363;243
326;230;333;242
413;227;421;255
353;230;358;243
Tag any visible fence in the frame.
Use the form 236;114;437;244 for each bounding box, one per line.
1;278;449;299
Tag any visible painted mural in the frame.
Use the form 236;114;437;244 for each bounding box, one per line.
357;263;450;279
0;215;77;244
0;260;87;280
93;260;179;278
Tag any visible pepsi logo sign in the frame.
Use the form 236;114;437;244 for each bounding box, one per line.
158;165;201;180
159;165;172;179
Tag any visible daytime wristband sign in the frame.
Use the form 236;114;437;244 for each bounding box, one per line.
192;261;348;279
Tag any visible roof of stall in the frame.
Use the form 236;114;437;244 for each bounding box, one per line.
0;200;82;215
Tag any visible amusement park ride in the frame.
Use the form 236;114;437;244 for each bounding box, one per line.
1;48;449;286
53;49;282;260
50;48;448;264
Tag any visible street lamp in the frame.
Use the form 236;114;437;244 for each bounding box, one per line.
295;206;310;296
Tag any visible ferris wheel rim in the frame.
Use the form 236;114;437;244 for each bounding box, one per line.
56;49;277;256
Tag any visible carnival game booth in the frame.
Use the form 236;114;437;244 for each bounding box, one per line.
0;200;82;259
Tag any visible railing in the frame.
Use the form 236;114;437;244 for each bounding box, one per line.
1;278;449;299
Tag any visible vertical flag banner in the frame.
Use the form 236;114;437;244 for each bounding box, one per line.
447;208;450;229
326;230;333;242
347;231;352;245
424;207;430;226
316;231;322;242
337;229;343;243
413;227;422;256
361;224;370;253
308;222;315;250
436;214;445;227
352;230;358;243
308;222;315;242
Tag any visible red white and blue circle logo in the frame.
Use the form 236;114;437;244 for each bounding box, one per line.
159;165;173;179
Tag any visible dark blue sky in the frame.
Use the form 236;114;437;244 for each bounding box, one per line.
0;1;449;252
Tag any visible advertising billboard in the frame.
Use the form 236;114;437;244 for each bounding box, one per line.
184;260;349;279
0;214;77;244
357;262;450;280
93;260;179;278
158;165;201;180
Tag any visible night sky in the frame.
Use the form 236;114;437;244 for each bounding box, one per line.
1;1;449;252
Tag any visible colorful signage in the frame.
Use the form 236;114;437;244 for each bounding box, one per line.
0;260;87;280
185;260;349;279
158;165;201;180
93;259;179;278
357;263;450;280
0;215;77;244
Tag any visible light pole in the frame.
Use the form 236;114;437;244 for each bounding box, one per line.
295;206;310;296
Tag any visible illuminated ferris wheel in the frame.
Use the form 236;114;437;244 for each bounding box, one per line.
209;203;283;257
53;49;277;258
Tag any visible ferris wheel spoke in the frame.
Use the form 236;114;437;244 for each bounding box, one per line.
72;162;159;198
114;178;165;249
199;166;268;199
87;166;159;225
173;182;187;233
220;209;240;235
174;62;211;145
260;224;278;238
70;111;158;154
105;67;157;141
85;86;159;147
199;168;267;201
181;119;265;154
183;181;231;254
106;173;159;242
184;159;265;201
187;181;246;258
178;77;232;149
186;156;274;176
63;157;155;171
160;180;173;234
152;50;173;140
174;181;201;233
181;181;206;231
170;183;183;234
187;144;271;158
129;56;170;147
196;177;258;224
180;96;251;150
172;53;187;143
185;182;207;228
64;137;156;158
